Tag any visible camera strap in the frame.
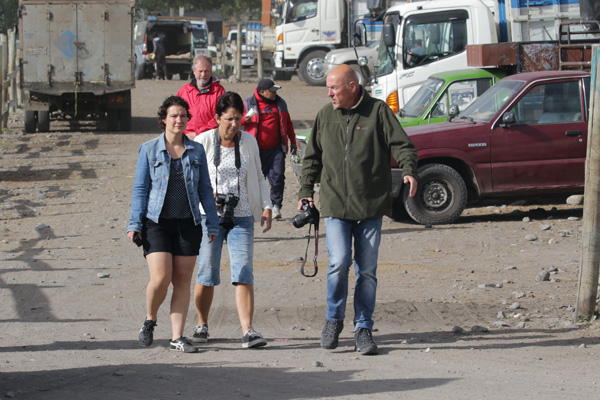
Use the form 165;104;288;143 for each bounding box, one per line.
300;222;319;278
213;130;241;197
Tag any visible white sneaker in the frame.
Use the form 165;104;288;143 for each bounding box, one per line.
273;205;282;219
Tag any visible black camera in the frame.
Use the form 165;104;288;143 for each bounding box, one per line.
133;232;143;247
215;193;239;230
292;199;320;229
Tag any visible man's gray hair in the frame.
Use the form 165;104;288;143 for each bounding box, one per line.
192;55;212;69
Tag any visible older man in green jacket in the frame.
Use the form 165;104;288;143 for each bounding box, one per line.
298;65;418;355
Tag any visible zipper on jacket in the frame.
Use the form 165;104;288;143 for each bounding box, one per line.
343;112;351;218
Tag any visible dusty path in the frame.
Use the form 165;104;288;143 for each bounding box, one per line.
0;78;598;400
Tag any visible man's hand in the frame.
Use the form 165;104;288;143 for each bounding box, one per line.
404;175;418;197
290;142;298;156
207;234;216;244
298;197;313;211
260;208;272;233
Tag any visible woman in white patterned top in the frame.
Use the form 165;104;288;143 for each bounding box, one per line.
193;91;273;348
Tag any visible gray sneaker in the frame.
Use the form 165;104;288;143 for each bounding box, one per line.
169;336;198;353
242;326;267;348
191;324;209;343
138;319;157;347
273;205;282;219
321;320;344;349
354;328;378;355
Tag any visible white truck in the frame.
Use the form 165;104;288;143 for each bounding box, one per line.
371;0;585;113
19;0;135;132
272;0;404;86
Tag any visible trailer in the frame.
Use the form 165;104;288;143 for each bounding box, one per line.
19;0;135;132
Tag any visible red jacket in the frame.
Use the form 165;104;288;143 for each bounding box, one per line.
177;76;225;136
242;89;296;153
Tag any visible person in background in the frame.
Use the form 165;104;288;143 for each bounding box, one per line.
127;96;219;353
192;91;273;348
242;79;296;220
152;34;167;80
177;55;226;140
298;65;418;356
407;39;426;64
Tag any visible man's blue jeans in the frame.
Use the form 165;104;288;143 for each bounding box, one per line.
324;216;382;331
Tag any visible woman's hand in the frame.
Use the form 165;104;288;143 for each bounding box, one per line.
127;230;139;244
207;234;216;244
260;208;272;233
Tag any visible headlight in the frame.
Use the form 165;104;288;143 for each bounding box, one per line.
325;54;335;64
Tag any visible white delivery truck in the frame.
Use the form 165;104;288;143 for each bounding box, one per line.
371;0;585;113
272;0;405;86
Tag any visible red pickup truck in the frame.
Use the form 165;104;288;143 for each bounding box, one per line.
397;70;590;225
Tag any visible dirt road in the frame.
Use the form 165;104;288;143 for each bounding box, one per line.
0;78;598;400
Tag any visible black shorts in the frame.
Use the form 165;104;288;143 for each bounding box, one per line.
141;218;202;257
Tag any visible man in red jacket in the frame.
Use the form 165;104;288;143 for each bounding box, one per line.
243;79;296;219
177;55;225;139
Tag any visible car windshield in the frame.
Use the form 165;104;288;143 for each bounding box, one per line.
192;27;207;47
456;80;525;123
278;0;318;24
401;77;444;117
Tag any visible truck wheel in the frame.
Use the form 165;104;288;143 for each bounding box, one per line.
25;111;37;133
119;109;132;131
298;50;327;86
166;73;173;80
403;164;467;225
37;111;50;132
107;110;119;131
179;72;189;80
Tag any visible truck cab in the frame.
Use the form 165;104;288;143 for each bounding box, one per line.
371;0;497;113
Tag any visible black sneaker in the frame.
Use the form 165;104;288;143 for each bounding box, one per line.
354;328;378;355
191;324;209;343
321;320;344;349
169;336;198;353
138;319;157;347
242;327;267;348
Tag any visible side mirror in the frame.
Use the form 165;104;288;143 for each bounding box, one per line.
500;111;516;127
358;56;368;67
382;23;395;48
447;105;459;120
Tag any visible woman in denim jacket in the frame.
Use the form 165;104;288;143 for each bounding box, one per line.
127;96;219;353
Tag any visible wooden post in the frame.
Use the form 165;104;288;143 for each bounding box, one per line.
576;45;600;320
8;29;16;112
236;23;242;81
257;44;264;79
1;34;7;129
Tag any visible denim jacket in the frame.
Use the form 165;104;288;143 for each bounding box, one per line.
127;133;219;236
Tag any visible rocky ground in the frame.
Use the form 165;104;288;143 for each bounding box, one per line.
0;77;598;400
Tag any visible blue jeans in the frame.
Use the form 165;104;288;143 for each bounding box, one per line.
259;147;286;208
197;215;255;285
324;216;382;331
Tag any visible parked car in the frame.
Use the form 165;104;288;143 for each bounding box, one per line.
398;68;506;128
324;42;379;86
292;70;591;225
399;70;590;224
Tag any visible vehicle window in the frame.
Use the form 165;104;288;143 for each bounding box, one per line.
432;92;447;118
458;80;524;123
402;77;444;118
376;13;400;77
510;81;582;125
403;10;468;70
283;0;318;23
192;27;207;47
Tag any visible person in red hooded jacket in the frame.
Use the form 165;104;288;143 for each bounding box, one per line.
177;55;225;139
242;79;296;219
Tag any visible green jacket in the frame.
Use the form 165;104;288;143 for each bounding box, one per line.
299;90;418;220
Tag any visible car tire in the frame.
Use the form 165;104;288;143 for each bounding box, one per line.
298;50;327;86
402;163;467;225
25;111;37;133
